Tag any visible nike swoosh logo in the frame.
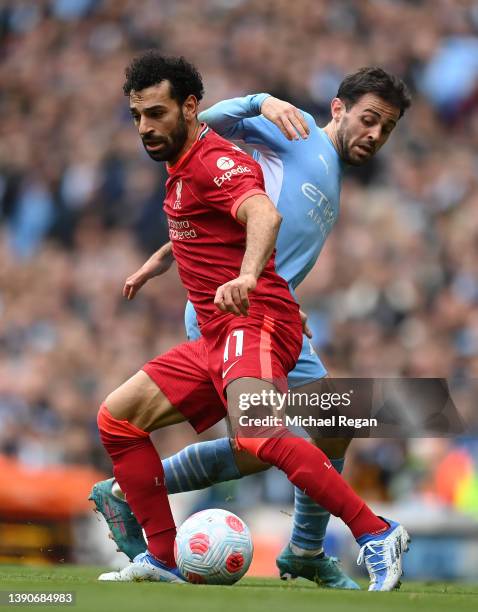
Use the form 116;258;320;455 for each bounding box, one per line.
323;461;332;469
222;360;240;379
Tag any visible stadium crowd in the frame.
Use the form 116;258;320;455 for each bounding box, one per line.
1;0;478;509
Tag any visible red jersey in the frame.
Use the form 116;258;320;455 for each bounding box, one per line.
164;124;299;329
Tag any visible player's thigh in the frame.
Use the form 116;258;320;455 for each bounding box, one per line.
226;377;280;415
145;338;227;434
226;377;282;435
104;370;183;432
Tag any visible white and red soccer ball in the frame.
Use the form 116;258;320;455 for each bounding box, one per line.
174;508;253;585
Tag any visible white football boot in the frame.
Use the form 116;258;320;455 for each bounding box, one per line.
356;519;410;591
98;551;185;583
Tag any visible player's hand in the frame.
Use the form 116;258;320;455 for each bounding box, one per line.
214;274;257;316
261;96;310;141
123;247;174;300
300;309;313;338
123;269;151;300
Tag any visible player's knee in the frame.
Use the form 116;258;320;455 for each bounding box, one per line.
102;387;130;421
101;370;156;423
232;437;271;474
99;370;184;432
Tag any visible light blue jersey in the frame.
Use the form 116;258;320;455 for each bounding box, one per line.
185;94;344;386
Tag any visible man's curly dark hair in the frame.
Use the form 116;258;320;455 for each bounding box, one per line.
123;51;204;104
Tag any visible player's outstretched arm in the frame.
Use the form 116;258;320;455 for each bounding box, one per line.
199;95;309;142
214;195;281;316
123;241;174;300
198;94;270;140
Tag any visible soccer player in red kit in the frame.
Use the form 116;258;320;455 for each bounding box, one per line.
97;52;409;590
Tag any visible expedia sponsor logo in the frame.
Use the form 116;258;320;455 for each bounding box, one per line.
214;165;252;187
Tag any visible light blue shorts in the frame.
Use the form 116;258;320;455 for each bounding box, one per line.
184;300;327;388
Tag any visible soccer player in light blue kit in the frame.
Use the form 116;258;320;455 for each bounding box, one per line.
91;67;411;589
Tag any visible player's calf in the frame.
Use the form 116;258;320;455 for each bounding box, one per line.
97;373;187;568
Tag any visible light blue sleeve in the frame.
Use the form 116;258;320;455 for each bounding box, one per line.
240;112;317;154
184;299;201;340
198;93;270;141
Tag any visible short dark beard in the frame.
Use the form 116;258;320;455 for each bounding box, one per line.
336;123;350;164
336;118;369;167
142;111;189;162
336;119;355;166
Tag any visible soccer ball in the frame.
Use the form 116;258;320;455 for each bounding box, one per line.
174;508;253;585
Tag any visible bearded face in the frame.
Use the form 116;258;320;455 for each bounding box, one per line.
333;94;400;166
129;81;192;164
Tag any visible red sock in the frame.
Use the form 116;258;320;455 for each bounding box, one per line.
97;404;176;566
237;433;387;539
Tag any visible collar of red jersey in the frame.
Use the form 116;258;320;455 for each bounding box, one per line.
166;123;209;175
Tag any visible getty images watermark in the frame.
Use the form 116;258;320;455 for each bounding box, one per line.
231;379;469;438
237;388;375;430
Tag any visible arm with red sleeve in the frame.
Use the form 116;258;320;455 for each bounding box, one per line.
196;139;282;316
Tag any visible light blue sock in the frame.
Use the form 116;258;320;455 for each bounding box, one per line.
163;438;241;494
290;457;345;553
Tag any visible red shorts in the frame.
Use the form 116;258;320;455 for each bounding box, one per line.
142;312;302;433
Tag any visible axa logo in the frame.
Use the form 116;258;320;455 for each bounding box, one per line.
214;165;251;187
217;156;235;170
173;179;182;209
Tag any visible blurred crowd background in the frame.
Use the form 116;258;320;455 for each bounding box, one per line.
1;0;478;551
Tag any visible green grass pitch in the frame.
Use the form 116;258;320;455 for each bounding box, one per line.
1;565;477;612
